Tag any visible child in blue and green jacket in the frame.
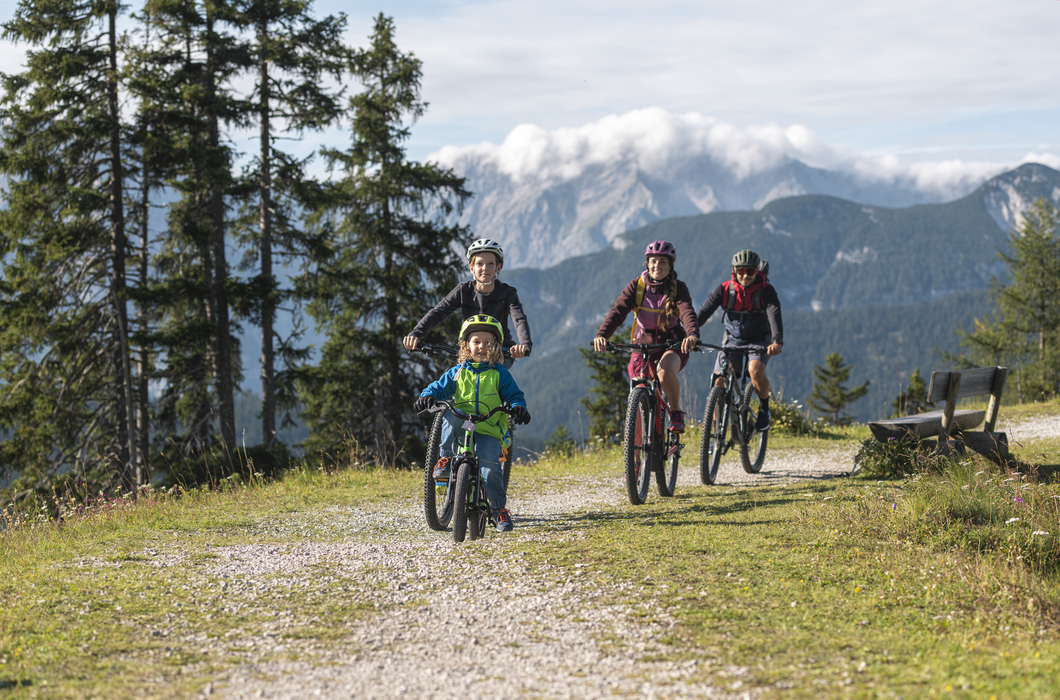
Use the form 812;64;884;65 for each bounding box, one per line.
413;314;531;532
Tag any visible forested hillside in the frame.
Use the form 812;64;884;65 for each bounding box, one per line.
505;163;1060;451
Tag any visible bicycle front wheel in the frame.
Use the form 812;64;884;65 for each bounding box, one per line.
424;413;453;531
655;409;679;497
623;387;653;505
739;382;768;474
451;460;472;544
699;385;727;485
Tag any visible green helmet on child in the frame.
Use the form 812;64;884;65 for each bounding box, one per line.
460;314;504;342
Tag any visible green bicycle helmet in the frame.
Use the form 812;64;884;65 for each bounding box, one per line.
731;250;761;269
460;314;504;342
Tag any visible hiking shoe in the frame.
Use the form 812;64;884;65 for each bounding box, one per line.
755;408;770;432
669;410;686;433
494;508;513;532
432;456;451;480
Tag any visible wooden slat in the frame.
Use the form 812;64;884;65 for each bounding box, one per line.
927;371;950;403
951;367;1001;399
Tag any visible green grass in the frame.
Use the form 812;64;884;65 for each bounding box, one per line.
2;404;1059;698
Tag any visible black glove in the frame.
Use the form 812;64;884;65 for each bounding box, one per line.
511;406;531;425
414;395;436;414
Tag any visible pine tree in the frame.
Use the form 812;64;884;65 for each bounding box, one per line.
545;424;576;457
235;0;347;449
138;0;251;466
890;367;933;417
300;14;470;464
957;198;1060;401
578;326;629;443
0;0;138;491
807;352;869;425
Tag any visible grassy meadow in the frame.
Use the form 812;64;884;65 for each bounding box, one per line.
1;401;1059;698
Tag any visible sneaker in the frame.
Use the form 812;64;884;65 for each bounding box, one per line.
669;410;686;433
754;407;770;432
494;508;513;532
432;456;451;480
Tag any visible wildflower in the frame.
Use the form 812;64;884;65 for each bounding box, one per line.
961;485;970;490
1032;531;1050;536
1013;496;1024;504
888;437;896;442
1005;518;1020;525
892;503;897;510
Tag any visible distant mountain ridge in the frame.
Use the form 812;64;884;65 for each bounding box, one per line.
499;163;1060;448
434;114;1022;269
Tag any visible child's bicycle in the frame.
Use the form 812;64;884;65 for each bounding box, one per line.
420;399;516;543
698;343;769;485
606;339;699;505
407;342;513;532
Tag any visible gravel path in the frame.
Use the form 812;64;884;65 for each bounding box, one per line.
208;415;1060;698
202;442;859;700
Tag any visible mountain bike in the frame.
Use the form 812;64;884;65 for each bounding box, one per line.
421;400;516;543
408;342;513;531
698;343;769;485
606;339;698;505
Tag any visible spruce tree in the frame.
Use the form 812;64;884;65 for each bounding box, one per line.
807;352;869;425
235;0;347;448
957;198;1060;401
890;367;933;417
578;326;629;443
138;0;250;466
300;14;470;464
0;0;138;490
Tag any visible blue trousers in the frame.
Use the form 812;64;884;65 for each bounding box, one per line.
440;412;506;511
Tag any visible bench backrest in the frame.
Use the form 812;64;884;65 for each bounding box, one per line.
927;367;1007;403
928;366;1008;435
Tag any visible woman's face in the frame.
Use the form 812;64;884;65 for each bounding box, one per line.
646;255;672;281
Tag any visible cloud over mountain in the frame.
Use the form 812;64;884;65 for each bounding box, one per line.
430;109;1054;268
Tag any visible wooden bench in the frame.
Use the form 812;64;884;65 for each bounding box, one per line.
868;366;1009;456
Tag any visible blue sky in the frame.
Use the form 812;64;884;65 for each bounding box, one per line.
2;0;1058;171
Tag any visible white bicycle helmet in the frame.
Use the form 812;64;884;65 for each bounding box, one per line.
466;238;504;265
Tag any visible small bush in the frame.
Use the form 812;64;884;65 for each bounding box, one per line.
770;394;816;436
853;436;955;479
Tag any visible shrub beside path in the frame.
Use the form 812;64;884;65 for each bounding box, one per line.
213;441;861;699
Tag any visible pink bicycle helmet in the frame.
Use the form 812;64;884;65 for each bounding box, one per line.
644;240;676;260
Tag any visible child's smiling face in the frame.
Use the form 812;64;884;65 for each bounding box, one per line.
470;253;500;286
466;331;496;362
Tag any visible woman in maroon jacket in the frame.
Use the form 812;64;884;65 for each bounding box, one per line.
592;241;699;432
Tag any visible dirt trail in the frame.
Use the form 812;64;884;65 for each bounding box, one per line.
204;439;864;700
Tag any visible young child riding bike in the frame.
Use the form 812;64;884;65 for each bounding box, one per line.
413;315;531;532
697;249;784;432
403;238;532;369
592;240;700;432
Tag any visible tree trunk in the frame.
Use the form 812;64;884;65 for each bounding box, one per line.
137;143;152;488
109;6;137;487
259;17;276;449
206;10;236;465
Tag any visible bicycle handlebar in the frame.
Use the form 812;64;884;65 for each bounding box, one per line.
422;399;514;422
406;342;513;359
698;342;769;355
605;339;702;354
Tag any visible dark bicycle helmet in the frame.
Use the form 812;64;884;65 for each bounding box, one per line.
466;238;504;265
460;314;504;342
644;240;676;260
731;249;760;268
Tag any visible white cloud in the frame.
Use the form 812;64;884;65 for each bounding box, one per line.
431;108;1032;199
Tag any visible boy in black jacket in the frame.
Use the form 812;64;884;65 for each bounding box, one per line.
403;238;532;367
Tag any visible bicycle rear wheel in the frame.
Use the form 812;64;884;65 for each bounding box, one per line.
655;409;679;497
623;387;653;505
451;460;472;544
739;382;768;474
699;385;727;485
423;413;453;531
